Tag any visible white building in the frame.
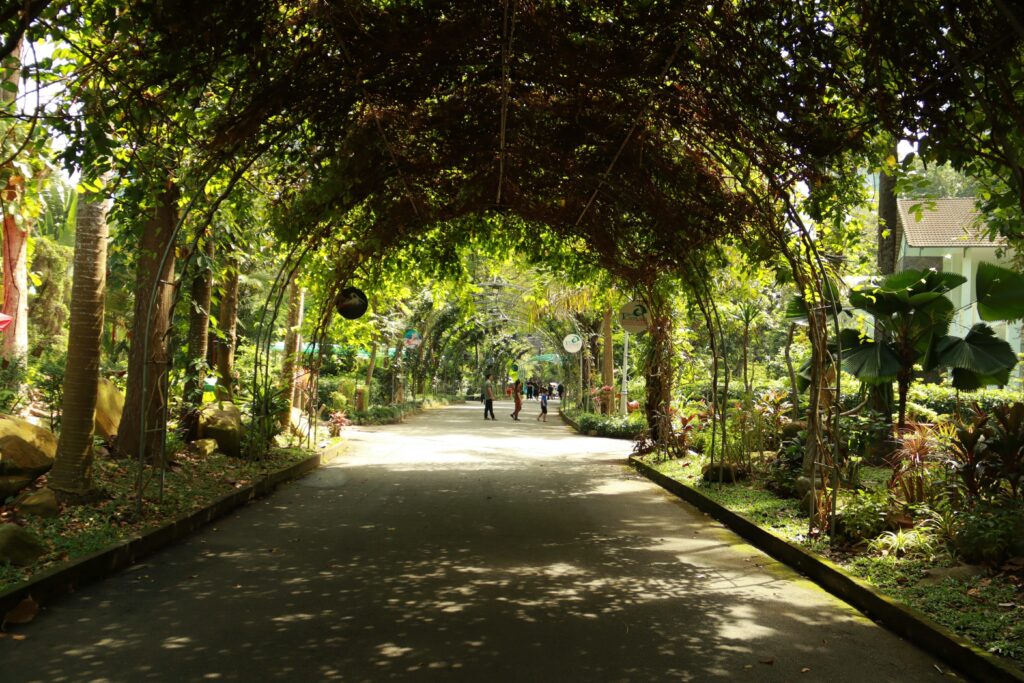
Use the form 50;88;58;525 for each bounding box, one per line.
896;197;1021;355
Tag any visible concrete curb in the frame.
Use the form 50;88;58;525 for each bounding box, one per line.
629;456;1023;683
558;409;579;431
0;448;342;617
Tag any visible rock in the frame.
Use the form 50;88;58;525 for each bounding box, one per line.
919;564;988;586
795;476;827;516
94;378;125;440
0;524;47;566
191;438;218;458
198;403;243;458
701;463;748;483
16;487;59;518
0;475;32;501
0;414;57;477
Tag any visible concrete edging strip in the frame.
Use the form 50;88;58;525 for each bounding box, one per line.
0;450;332;617
629;455;1024;683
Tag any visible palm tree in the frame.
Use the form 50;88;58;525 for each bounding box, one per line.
843;268;1020;431
49;188;111;498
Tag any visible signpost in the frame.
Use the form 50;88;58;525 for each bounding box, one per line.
619;300;650;333
618;300;649;413
563;333;584;410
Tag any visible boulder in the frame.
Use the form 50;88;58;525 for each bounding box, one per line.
0;475;32;501
0;414;57;477
198;403;243;458
93;378;125;440
16;487;59;518
0;524;47;566
919;564;988;586
191;438;218;458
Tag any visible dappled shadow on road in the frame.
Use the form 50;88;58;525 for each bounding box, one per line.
1;404;937;681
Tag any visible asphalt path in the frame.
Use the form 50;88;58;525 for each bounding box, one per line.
2;400;952;682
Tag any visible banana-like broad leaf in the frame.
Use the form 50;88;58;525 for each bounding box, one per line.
917;270;967;295
784;294;810;324
936;323;1019;391
838;328;902;383
976;262;1024;322
877;269;931;292
849;287;909;317
784;278;843;324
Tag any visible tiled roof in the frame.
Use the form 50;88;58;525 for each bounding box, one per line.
897;197;1006;248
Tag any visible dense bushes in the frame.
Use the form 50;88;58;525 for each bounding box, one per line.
564;409;647;439
907;384;1019;418
347;396;461;425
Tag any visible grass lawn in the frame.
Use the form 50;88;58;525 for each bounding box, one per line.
0;447;314;593
644;455;1024;666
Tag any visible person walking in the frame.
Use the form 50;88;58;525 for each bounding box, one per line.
510;378;523;421
537;388;549;422
484;373;496;420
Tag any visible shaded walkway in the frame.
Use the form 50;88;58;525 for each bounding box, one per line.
2;402;949;681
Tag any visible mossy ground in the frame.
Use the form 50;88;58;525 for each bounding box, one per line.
645;455;1024;665
0;447;312;593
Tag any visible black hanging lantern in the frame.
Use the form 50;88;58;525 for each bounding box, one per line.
335;286;369;320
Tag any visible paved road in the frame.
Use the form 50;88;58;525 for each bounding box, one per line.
3;401;951;682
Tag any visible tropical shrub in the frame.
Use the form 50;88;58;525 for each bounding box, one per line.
836;488;889;542
765;430;806;497
952;499;1024;564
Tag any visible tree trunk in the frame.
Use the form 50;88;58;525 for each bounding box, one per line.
118;182;179;462
365;341;378;386
742;320;751;395
897;375;910;433
181;235;214;440
0;40;27;362
389;333;403;404
784;323;800;421
602;307;614;414
49;189;111;498
279;278;303;426
215;258;239;400
877;142;900;276
643;313;673;443
869;142;899;456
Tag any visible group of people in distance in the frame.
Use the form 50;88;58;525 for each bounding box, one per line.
482;374;563;423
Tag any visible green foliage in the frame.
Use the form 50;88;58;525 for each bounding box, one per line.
952;500;1024;564
907;383;1017;418
570;410;647;440
764;430;805;498
843;268;1020;428
867;528;937;559
837;488;889;543
0;357;26;413
32;349;66;432
28;236;72;353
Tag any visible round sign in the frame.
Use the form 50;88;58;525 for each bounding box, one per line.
563;333;583;353
336;286;369;320
403;329;422;348
620;300;650;333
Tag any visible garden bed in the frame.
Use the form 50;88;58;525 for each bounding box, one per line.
558;408;646;439
0;447;317;596
347;396;463;426
639;454;1024;672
